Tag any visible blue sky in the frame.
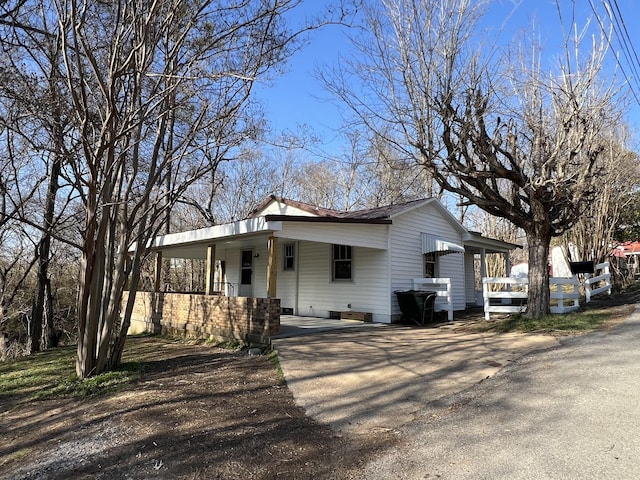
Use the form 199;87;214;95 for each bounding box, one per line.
254;0;640;154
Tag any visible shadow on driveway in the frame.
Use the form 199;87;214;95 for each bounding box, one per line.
273;321;558;434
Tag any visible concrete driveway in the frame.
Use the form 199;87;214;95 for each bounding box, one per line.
273;320;558;434
361;308;640;479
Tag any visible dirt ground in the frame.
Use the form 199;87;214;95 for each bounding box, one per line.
0;338;394;480
0;289;637;480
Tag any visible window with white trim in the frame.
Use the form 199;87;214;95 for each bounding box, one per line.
332;244;352;280
424;252;438;278
283;243;295;271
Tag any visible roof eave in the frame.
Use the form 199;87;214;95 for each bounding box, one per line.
264;214;392;225
148;217;282;251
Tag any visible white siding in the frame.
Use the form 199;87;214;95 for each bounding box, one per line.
464;253;476;305
251;244;268;298
213;201;471;322
219;245;269;298
278;222;388;249
219;240;392;321
295;241;391;322
255;201;317;216
277;241;298;312
217;247;236;296
390;204;466;318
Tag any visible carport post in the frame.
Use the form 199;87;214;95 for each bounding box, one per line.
480;248;487;278
267;236;278;298
504;252;511;278
205;244;216;295
154;251;163;293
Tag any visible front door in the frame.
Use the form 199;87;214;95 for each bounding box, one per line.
238;249;253;297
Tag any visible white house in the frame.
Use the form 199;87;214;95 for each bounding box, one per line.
145;196;519;325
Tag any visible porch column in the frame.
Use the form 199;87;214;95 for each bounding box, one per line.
504;252;512;277
205;244;216;295
480;248;487;278
267;236;278;298
154;251;163;293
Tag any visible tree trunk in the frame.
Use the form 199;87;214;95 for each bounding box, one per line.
76;206;100;378
29;83;64;354
42;278;56;348
525;227;552;318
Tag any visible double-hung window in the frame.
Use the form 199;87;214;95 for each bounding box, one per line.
332;244;352;280
283;243;295;271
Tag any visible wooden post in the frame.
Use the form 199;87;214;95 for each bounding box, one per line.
154;251;163;293
267;236;278;298
205;244;216;295
504;252;512;278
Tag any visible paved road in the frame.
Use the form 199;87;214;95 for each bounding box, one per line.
362;306;640;479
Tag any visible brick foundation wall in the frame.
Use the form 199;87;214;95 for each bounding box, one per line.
122;291;280;342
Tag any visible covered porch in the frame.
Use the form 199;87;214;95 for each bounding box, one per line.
462;231;518;307
128;216;391;341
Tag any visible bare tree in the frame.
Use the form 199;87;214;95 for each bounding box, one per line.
49;0;266;376
0;0;84;354
324;0;624;317
561;128;640;263
361;131;435;207
0;128;42;357
49;0;355;377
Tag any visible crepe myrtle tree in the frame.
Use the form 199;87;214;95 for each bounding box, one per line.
324;0;624;317
0;0;356;378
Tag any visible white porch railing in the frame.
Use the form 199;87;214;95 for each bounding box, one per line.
413;277;454;321
584;262;612;303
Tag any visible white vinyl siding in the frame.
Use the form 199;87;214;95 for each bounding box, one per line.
278;222;388;249
296;241;390;322
277;242;298;311
213;202;471;322
464;253;477;305
256;201;318;216
389;204;466;317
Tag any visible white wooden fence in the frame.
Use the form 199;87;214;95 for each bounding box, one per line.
482;277;528;320
584;262;612;303
482;267;608;320
549;277;580;314
411;262;611;322
413;277;454;321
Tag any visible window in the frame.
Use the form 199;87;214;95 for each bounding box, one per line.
424;252;437;278
283;243;295;271
332;244;352;280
